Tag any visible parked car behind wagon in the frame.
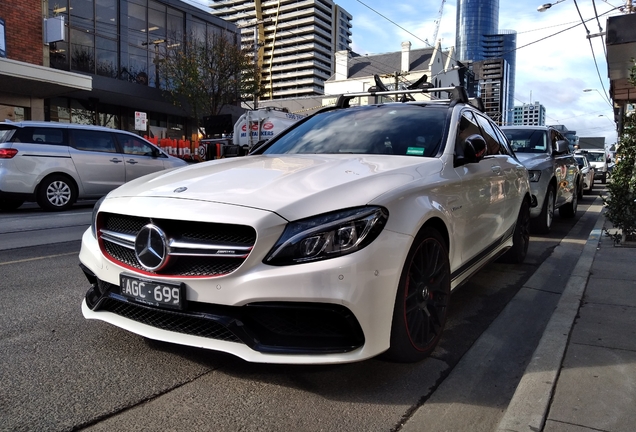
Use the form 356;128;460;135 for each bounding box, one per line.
0;121;187;211
501;125;580;234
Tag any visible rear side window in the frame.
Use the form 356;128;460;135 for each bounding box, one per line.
70;129;118;153
13;127;66;145
0;127;17;143
117;134;156;156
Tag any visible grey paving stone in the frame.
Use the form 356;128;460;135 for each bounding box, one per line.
585;277;636;307
547;343;636;432
570;302;636;351
544;419;602;432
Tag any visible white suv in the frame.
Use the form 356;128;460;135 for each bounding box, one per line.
80;87;531;364
0;121;187;211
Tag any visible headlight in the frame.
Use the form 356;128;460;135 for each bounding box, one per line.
528;170;541;182
90;195;107;238
264;206;388;266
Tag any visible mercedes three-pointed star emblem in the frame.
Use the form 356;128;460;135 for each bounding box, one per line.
134;224;168;271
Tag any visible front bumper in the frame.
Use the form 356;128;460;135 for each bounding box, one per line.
80;225;411;364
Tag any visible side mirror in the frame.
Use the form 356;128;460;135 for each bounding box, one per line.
455;134;487;167
554;140;569;154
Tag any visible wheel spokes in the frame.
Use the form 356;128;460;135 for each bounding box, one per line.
404;238;450;350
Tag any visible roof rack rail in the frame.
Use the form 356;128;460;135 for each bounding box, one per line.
334;86;470;109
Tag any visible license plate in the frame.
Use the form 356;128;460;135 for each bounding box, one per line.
119;274;184;310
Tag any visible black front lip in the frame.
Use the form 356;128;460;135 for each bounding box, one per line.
80;264;365;355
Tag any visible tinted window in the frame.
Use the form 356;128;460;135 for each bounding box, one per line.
117;134;156;156
262;105;448;157
491;124;513;156
70;129;118;153
456;111;482;150
473;113;504;155
13;127;66;145
503;129;548;154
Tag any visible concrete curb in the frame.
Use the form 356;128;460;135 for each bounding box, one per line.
496;199;606;432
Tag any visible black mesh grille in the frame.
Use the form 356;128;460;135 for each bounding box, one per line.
105;214;147;234
88;281;364;354
97;298;242;343
99;213;256;277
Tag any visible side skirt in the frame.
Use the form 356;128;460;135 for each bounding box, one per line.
450;224;515;290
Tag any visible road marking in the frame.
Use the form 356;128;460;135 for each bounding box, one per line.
0;252;77;266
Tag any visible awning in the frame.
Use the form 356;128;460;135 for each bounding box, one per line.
0;57;92;99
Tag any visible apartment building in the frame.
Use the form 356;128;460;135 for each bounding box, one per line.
209;0;352;99
472;58;510;126
513;102;546;126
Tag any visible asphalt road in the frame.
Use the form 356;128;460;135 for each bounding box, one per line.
0;190;603;432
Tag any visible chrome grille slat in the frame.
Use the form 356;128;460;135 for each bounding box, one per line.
99;213;257;277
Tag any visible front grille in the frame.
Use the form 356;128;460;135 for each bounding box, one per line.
98;213;257;277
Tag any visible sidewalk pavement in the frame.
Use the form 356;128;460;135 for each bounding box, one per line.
497;211;636;432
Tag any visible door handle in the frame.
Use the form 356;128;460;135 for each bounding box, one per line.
110;158;122;163
126;159;138;164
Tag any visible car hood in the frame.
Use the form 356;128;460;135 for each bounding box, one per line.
107;154;439;220
514;152;550;169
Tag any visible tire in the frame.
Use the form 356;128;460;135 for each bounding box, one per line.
384;227;451;363
530;185;554;234
559;184;578;218
500;199;530;264
36;175;77;211
577;176;583;200
0;199;24;211
602;172;607;184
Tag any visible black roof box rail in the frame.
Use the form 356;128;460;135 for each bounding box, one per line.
334;86;471;109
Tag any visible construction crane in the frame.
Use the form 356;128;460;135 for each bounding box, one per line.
431;0;446;46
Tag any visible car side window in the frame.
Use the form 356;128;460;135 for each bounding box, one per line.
473;113;504;155
70;129;118;153
491;123;513;156
117;134;156;156
13;127;66;145
455;111;482;151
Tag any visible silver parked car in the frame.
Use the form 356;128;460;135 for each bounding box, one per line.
574;153;595;195
0;121;187;211
501;126;580;234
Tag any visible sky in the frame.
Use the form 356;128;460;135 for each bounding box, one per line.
192;0;623;145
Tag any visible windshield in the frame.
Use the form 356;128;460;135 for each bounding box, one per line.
574;156;586;166
261;104;448;157
586;152;605;162
502;129;548;154
0;126;17;143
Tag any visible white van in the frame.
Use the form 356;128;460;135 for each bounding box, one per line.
0;121;187;211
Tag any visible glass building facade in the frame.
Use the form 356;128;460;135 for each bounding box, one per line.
455;0;499;62
41;0;235;140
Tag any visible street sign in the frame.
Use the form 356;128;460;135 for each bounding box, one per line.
134;111;147;131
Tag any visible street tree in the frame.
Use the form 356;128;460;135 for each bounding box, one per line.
603;60;636;243
158;29;262;134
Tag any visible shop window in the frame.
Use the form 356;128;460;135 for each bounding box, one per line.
71;99;95;125
0;105;27;121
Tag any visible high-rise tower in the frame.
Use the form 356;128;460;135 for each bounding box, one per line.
455;0;499;63
455;0;517;125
